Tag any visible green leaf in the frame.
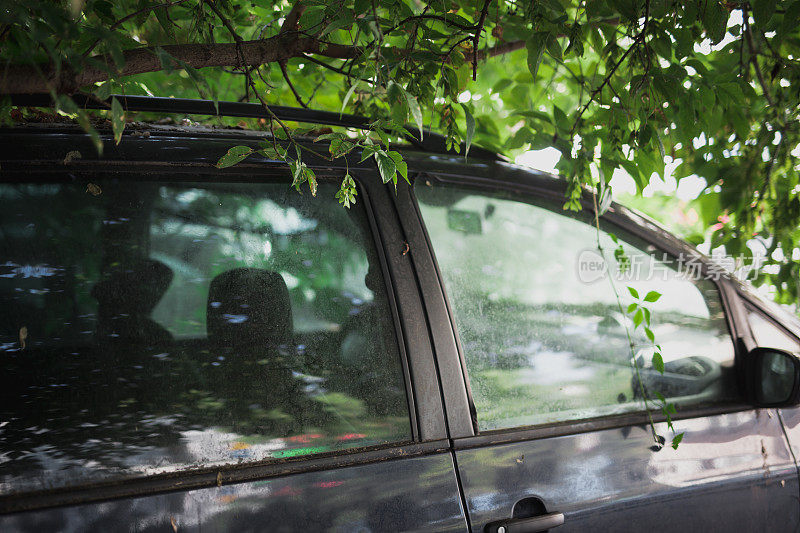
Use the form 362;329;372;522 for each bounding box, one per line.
627;286;640;299
782;1;800;39
93;82;112;101
399;85;424;140
74;110;103;155
154;7;175;40
375;151;397;185
643;291;661;302
299;5;326;31
701;0;729;45
315;132;346;142
753;0;777;27
461;104;475;158
341;82;361;117
336;173;358;208
307;168;318;196
645;327;655;342
216;146;253;168
360;144;379;162
329;138;356;158
493;78;513;92
153;46;176;72
106;40;126;72
526;32;550;80
627;303;637;314
553;105;570;134
387;151;408;184
671;432;684;450
320;12;354;37
652;352;664;374
111;97;125;145
633;308;644;328
259;144;286;160
376;128;391;148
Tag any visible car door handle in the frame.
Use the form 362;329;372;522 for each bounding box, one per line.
485;512;565;533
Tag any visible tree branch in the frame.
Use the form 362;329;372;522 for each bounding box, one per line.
472;0;492;80
474;39;526;60
279;59;308;107
0;33;356;94
743;14;776;107
281;2;306;33
570;13;648;135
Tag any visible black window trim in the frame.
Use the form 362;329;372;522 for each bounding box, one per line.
409;171;751;444
0;440;450;515
0;162;449;512
392;178;475;439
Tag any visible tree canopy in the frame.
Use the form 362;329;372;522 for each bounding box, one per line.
2;0;800;305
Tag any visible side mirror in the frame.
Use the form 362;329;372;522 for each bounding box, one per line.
446;209;483;235
746;347;800;407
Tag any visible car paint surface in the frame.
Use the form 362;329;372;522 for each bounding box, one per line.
0;453;466;532
454;410;798;532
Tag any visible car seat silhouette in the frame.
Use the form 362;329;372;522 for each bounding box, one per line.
206;267;317;435
92;259;174;344
207;268;293;349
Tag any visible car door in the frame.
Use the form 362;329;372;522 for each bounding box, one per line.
401;171;799;532
0;156;467;532
739;295;800;502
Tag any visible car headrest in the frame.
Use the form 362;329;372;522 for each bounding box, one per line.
92;259;173;315
207;268;293;347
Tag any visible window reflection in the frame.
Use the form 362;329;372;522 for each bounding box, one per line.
0;178;409;494
416;183;737;431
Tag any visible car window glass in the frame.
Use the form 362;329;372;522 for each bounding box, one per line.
747;306;800;352
416;182;737;431
0;177;409;494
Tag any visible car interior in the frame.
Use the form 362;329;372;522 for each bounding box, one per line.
0;175;409;493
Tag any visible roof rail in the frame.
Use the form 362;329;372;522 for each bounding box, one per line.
9;94;500;160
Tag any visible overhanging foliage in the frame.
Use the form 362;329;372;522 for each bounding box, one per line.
2;0;800;304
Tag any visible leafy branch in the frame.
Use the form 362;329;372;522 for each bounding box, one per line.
591;187;682;450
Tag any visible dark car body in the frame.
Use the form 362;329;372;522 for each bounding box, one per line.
2;103;800;532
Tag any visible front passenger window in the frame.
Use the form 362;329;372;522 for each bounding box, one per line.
415;182;737;431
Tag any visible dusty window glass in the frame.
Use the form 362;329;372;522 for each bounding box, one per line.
0;177;409;494
415;182;737;431
747;306;800;352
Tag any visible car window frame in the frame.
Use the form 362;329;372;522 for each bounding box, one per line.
741;295;800;350
406;169;751;447
0;159;450;514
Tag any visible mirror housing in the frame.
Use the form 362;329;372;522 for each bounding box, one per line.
446;209;483;235
746;347;800;407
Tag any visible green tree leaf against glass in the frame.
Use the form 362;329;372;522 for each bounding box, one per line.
216;146;253;169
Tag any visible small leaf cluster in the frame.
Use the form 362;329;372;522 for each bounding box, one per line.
626;285;683;450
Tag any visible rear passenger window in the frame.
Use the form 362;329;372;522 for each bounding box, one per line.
416;182;737;431
0;176;409;494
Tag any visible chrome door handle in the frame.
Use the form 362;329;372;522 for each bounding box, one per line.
485;512;565;533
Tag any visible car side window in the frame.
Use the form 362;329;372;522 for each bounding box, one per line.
415;182;737;431
0;177;409;494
